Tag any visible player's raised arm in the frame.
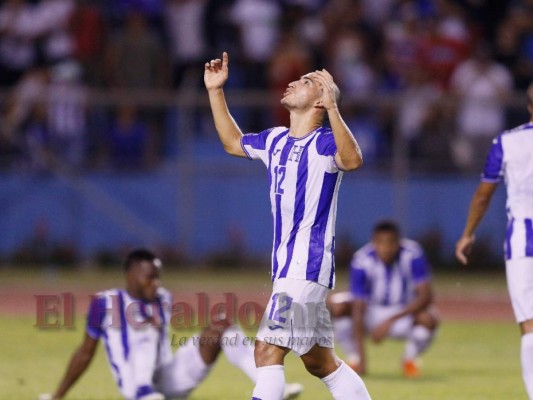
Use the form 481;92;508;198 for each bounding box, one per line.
313;69;363;171
43;333;99;399
204;52;246;157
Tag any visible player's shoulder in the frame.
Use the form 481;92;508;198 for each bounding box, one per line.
243;126;287;137
352;243;376;267
263;126;288;136
400;238;424;257
314;126;337;155
501;123;533;137
400;238;423;251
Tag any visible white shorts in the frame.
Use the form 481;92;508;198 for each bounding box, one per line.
256;278;335;356
506;257;533;323
365;305;414;339
154;336;212;399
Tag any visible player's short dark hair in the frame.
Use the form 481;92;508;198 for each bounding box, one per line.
124;249;158;271
528;82;533;107
372;220;401;236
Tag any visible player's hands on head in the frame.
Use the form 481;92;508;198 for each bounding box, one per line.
311;69;339;111
204;52;229;91
455;235;475;265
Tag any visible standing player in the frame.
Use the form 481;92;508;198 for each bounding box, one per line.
456;83;533;399
328;221;438;377
204;52;371;400
39;249;302;400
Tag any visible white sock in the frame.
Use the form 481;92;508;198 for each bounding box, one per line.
321;361;372;400
252;365;285;400
221;325;257;382
404;325;434;360
334;317;359;363
521;333;533;399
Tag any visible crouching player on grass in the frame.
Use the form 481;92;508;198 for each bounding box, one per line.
328;221;439;377
39;249;302;400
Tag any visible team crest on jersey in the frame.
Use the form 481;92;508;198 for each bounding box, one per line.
288;145;304;162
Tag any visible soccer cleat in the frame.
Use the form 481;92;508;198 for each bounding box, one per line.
402;359;420;378
283;382;303;399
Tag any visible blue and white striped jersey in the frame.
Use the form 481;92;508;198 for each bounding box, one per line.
482;122;533;260
86;288;172;399
241;126;342;289
350;239;430;306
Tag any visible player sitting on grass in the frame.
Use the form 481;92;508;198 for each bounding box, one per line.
39;249;302;400
328;221;439;377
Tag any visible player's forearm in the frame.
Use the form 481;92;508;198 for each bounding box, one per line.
53;348;94;398
393;290;432;321
207;88;244;156
352;301;367;359
462;186;494;237
328;107;363;171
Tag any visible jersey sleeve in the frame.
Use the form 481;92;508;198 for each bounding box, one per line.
349;258;369;300
315;130;340;172
411;253;431;284
241;128;274;163
86;295;106;340
481;135;504;183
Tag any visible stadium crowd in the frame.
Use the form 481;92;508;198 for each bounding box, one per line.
0;0;531;173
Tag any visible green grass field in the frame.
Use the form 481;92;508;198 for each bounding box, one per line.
0;267;526;399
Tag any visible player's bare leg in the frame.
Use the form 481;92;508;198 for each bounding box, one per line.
301;345;371;400
520;319;533;399
403;309;439;377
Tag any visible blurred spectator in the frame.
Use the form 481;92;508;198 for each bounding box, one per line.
360;0;396;26
230;0;281;89
107;104;151;170
47;60;87;169
397;67;443;160
268;27;312;126
282;4;326;67
2;67;50;145
330;26;376;97
382;7;423;91
504;2;533;90
450;42;513;172
69;0;106;85
104;9;168;88
414;95;455;172
105;0;164;27
418;15;469;90
20;101;50;171
0;0;36;87
164;0;207;88
11;0;77;66
204;0;240;57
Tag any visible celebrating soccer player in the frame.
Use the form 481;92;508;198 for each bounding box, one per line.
205;52;371;400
